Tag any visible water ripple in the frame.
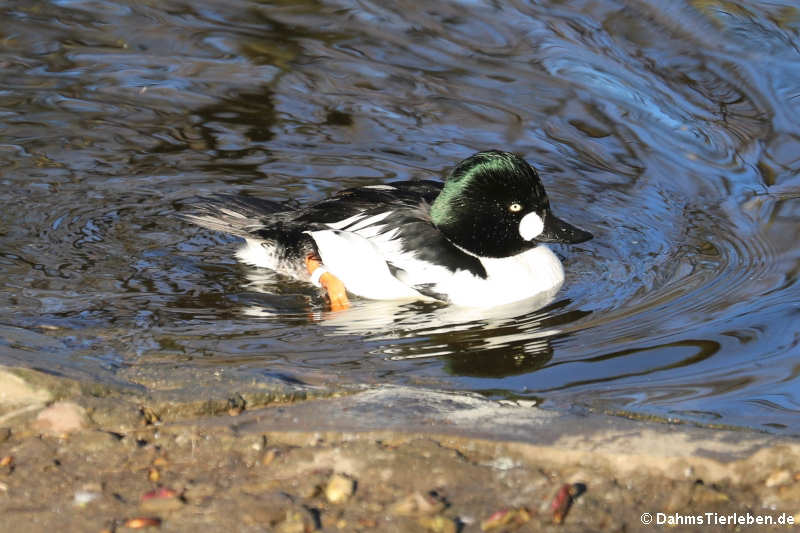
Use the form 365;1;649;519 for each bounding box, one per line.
1;0;800;432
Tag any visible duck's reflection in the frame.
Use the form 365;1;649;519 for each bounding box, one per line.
240;271;588;378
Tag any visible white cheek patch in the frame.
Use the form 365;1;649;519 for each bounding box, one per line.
519;212;544;241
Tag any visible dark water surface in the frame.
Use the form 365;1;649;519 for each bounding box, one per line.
2;0;800;433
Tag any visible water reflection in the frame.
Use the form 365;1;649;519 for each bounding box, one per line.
1;0;800;433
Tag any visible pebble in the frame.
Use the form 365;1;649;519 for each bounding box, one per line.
73;490;100;507
389;491;447;516
123;517;161;529
227;394;246;416
552;483;584;524
140;487;184;513
33;401;88;436
324;473;356;504
418;515;458;533
481;507;532;531
0;370;51;406
691;484;730;505
261;448;278;466
277;508;317;533
139;406;160;425
765;469;792;488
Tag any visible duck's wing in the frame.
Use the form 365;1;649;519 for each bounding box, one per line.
292;180;442;225
300;180;485;275
300;181;487;301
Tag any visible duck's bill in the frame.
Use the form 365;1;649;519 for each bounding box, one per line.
535;213;593;244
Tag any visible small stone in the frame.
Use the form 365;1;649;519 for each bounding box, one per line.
0;370;51;406
262;448;278;466
551;483;584;524
324;473;355;504
765;469;792;488
33;401;88;436
0;455;12;467
389;491;447;516
140;406;160;425
691;484;730;505
277;508;316;533
140;487;183;513
299;480;323;499
227;394;246;416
73;490;101;507
481;508;532;531
249;492;294;525
418;515;458;533
123;517;161;529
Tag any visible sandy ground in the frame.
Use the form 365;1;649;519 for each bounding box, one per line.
1;365;799;533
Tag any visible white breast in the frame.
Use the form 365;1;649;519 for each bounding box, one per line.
438;246;565;307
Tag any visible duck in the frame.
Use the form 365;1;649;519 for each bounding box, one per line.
182;150;592;310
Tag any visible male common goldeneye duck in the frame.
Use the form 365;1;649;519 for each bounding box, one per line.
182;150;592;310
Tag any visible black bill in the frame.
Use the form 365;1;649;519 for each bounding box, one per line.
535;212;593;244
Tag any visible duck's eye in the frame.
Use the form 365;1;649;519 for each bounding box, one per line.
509;202;523;213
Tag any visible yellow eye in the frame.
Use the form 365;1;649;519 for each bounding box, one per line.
509;202;523;213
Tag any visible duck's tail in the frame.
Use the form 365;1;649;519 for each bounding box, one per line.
178;194;292;238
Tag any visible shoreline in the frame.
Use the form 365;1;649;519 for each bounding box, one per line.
1;365;798;532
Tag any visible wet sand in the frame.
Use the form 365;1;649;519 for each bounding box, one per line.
1;365;798;532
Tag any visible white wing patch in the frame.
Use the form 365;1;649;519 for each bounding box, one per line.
325;211;393;232
308;229;423;300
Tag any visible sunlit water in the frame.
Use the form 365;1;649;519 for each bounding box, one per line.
2;0;800;433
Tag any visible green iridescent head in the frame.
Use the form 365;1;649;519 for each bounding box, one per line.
430;150;592;258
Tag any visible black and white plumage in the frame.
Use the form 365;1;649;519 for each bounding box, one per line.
182;151;593;308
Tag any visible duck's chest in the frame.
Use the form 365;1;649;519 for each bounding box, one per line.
439;246;565;307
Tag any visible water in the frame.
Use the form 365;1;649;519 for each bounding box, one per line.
2;0;800;433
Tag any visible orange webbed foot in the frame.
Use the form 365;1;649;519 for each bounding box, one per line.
305;254;350;311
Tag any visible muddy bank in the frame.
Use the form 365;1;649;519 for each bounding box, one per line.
1;365;799;533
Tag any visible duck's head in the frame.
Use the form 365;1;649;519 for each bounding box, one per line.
430;150;592;258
